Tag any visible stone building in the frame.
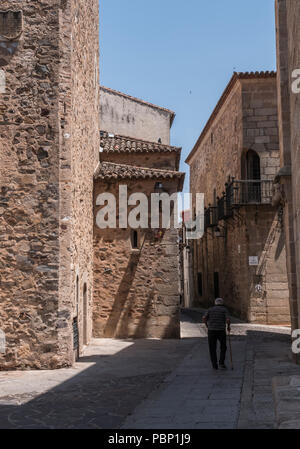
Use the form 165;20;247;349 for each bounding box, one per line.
275;0;300;343
186;72;291;325
94;92;184;338
100;86;175;145
0;1;100;369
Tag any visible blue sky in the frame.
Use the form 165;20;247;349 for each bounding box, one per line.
99;0;277;192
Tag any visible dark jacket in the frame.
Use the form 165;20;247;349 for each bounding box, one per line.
204;305;230;331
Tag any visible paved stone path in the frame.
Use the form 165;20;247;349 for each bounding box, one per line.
123;336;246;429
0;319;198;429
0;312;299;429
124;321;298;429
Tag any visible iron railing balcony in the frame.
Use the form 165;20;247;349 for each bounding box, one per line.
203;179;273;233
230;180;273;206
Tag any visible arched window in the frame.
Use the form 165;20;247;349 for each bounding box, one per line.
242;150;261;203
246;150;261;180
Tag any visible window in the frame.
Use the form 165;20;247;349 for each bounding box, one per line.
73;317;79;353
76;275;79;315
197;273;203;296
83;283;88;345
245;150;261;202
234;118;238;132
131;230;139;249
214;272;220;299
246;150;261;180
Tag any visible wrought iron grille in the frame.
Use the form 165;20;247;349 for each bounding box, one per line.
203;180;273;234
231;180;273;205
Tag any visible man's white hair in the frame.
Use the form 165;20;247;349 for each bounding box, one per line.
215;298;224;306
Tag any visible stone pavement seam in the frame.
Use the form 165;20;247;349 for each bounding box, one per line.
237;341;256;429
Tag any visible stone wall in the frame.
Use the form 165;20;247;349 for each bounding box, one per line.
100;87;174;145
67;0;100;357
0;0;99;369
275;0;300;336
242;78;280;180
189;76;280;209
93;179;181;339
196;207;290;324
286;0;300;334
0;1;62;370
187;74;290;324
189;81;243;206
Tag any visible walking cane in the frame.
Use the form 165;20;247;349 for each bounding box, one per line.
228;328;234;370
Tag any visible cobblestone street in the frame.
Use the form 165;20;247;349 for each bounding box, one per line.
0;312;298;429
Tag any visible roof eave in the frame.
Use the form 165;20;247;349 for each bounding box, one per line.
100;86;176;118
100;131;182;154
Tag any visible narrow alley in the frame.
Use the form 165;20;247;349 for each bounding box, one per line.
0;313;297;429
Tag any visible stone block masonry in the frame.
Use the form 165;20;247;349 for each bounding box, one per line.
95;90;184;339
93;130;184;339
100;87;175;145
186;72;290;324
0;0;100;369
93;217;181;338
275;0;300;343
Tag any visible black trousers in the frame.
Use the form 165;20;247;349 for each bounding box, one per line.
208;330;227;368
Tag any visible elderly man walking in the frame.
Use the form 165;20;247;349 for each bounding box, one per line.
203;298;231;370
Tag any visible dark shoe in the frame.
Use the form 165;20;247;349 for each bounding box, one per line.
219;364;227;370
212;365;218;370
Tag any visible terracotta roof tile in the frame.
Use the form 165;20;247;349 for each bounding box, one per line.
235;71;276;79
94;162;185;189
100;131;181;155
